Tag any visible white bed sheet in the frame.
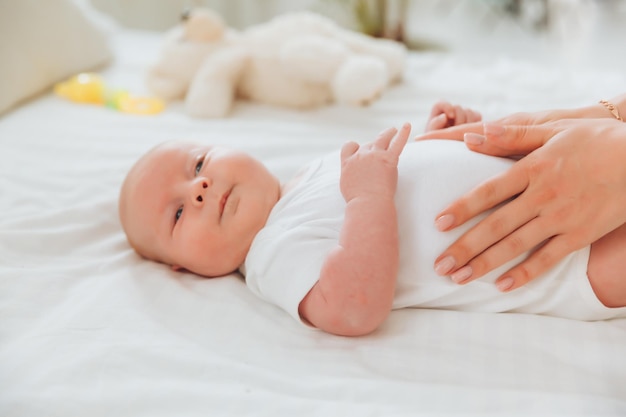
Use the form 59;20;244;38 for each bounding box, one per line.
1;29;626;417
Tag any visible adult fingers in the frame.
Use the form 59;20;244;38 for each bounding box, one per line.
494;234;580;292
447;213;556;285
495;111;535;126
418;121;559;159
464;123;555;156
435;125;561;233
434;187;539;277
435;159;530;233
462;132;526;158
414;121;484;141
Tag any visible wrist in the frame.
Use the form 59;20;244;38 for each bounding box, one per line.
598;98;624;122
609;93;626;115
344;192;395;205
575;104;612;119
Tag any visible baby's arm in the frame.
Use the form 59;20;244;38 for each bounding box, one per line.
298;124;410;336
425;100;482;132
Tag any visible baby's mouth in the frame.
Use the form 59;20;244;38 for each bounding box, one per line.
219;189;231;216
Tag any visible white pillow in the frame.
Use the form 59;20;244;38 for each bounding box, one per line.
0;0;113;115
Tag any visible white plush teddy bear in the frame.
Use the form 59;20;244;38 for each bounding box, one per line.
146;8;407;118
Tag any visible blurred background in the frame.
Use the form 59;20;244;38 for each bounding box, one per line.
90;0;626;69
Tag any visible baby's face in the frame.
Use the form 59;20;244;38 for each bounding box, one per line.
119;141;280;277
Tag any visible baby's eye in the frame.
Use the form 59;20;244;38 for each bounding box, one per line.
175;207;183;223
195;159;204;175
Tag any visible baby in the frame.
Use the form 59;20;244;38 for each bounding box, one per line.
119;102;626;336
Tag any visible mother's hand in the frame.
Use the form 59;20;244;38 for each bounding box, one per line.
433;119;626;291
416;96;626;157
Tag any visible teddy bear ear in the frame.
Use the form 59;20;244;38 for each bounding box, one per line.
183;7;226;43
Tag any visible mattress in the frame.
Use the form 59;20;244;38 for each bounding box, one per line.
1;28;626;416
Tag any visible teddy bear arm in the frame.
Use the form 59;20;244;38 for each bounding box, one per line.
146;40;216;100
146;68;189;100
185;48;249;118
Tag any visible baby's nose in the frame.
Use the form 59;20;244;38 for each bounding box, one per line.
190;177;211;206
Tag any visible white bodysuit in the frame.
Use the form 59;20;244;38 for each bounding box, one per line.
243;140;626;325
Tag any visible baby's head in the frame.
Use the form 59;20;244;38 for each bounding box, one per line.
119;140;280;277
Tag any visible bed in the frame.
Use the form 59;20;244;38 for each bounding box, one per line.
2;2;626;416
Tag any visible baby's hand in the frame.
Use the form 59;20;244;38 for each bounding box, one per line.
340;123;411;202
425;100;482;132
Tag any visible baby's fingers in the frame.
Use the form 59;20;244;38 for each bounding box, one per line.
389;123;411;156
467;109;482;123
341;141;359;161
453;105;467;126
429;100;456;120
373;127;398;150
425;114;449;132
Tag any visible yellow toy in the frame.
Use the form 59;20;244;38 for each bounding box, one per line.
54;73;165;115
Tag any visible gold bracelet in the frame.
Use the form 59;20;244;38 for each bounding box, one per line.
599;99;624;122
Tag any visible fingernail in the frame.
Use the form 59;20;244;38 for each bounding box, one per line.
435;214;454;231
434;255;455;276
464;132;485;146
450;265;472;284
496;277;514;292
484;123;505;137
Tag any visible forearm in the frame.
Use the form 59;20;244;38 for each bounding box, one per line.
300;196;399;336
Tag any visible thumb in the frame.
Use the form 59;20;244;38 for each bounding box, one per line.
341;141;359;161
465;123;553;156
